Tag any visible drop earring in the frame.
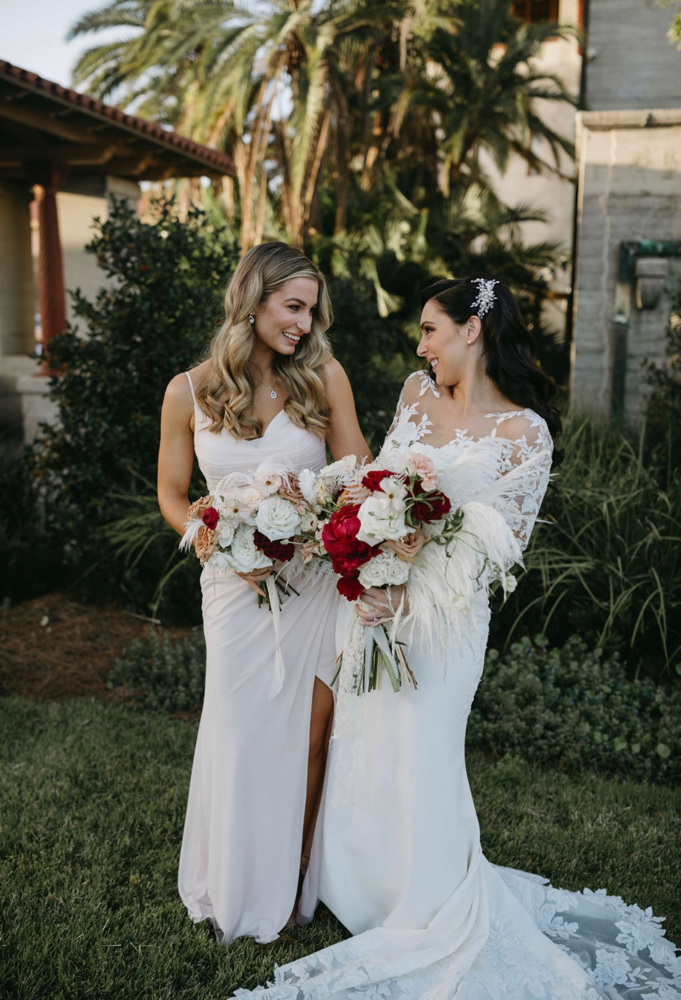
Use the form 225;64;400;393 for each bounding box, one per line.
248;313;255;326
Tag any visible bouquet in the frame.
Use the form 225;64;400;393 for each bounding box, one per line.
179;461;310;698
299;446;521;697
295;450;466;693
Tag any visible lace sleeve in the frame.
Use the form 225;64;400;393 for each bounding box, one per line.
380;371;440;455
484;411;554;551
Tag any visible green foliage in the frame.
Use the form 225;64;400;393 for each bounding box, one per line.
491;417;681;681
468;635;681;784
107;629;206;712
658;0;681;48
108;629;680;788
2;696;679;998
324;273;415;451
1;198;238;617
643;284;681;474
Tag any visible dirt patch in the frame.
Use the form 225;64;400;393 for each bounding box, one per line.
0;593;192;701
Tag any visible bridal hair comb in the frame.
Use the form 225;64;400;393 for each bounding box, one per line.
470;278;498;319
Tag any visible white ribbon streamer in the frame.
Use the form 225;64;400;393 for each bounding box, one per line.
266;575;285;700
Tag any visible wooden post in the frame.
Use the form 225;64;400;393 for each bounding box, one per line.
34;162;69;374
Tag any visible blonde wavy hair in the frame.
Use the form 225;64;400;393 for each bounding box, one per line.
196;242;333;440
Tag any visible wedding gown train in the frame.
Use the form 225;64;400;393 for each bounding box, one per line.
234;372;680;999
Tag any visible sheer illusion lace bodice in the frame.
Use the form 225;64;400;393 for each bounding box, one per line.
382;370;554;549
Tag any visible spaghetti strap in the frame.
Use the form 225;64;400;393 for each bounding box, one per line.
184;370;197;407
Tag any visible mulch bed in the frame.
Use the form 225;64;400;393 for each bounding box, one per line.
0;593;191;701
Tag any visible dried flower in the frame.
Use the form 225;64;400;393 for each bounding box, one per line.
195;524;218;564
187;495;213;520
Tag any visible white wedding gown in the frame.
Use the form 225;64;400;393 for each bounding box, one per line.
236;373;680;998
178;371;337;944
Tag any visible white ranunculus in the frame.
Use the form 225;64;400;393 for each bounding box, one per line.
238;485;265;510
300;510;319;534
225;524;272;573
356;496;407;545
209;550;234;575
298;468;319;507
314;478;332;506
255;494;302;541
216;518;237;547
358;549;411;589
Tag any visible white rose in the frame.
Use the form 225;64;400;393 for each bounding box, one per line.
356;496;407;545
358;550;411;589
225;524;272;573
298;468;319;508
255;494;302;541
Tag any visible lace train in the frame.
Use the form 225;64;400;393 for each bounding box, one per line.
234;862;680;999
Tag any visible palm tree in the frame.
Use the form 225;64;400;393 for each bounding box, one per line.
407;0;577;197
69;0;407;248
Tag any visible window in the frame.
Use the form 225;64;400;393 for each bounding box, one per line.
511;0;560;22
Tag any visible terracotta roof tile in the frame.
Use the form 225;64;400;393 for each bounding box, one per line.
0;59;235;175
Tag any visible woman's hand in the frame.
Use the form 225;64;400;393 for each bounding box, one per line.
355;585;409;626
236;566;273;598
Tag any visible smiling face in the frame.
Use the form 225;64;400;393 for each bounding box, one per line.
252;277;319;357
417;298;476;386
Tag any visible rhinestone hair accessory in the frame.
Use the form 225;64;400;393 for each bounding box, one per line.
470;278;498;319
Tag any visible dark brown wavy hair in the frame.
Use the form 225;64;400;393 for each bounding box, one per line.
421;277;563;467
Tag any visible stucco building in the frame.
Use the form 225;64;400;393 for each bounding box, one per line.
570;1;681;421
0;60;234;442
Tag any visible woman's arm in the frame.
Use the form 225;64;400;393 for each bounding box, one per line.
323;358;373;463
158;373;196;536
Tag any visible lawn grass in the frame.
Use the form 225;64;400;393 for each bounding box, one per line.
1;697;679;1000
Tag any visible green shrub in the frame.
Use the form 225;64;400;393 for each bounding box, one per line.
107;629;205;712
490;416;681;682
109;630;680;786
468;635;680;784
0;198;237;619
643;281;681;478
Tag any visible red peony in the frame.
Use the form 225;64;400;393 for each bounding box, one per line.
361;469;404;492
321;504;375;575
408;482;451;523
337;572;364;602
253;530;295;562
201;507;220;530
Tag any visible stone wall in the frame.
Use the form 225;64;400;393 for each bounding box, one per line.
586;0;681;111
571;110;681;421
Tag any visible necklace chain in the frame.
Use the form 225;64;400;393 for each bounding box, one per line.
253;372;278;399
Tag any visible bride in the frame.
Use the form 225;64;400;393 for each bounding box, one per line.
235;277;680;998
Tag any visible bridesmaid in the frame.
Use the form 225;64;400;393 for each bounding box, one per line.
157;242;370;944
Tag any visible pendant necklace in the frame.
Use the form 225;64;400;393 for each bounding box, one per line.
255;374;278;399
